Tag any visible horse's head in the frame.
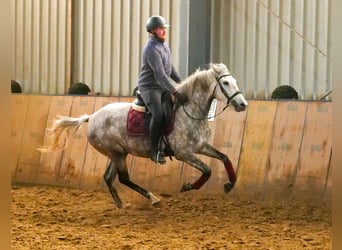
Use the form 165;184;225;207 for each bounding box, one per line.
211;63;248;112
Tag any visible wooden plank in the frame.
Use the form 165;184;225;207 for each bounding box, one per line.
38;96;73;185
294;102;332;200
235;100;277;198
57;96;95;187
15;96;51;183
118;96;135;103
10;95;30;179
324;150;332;202
205;101;247;193
264;101;307;200
81;96;118;188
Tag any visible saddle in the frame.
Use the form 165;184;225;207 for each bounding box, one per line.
126;91;176;157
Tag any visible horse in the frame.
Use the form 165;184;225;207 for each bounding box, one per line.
39;63;248;208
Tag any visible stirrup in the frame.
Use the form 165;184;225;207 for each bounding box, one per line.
150;151;166;164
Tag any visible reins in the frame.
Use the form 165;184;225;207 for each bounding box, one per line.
182;102;229;121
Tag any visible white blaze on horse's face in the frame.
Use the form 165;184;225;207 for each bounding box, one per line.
216;74;248;112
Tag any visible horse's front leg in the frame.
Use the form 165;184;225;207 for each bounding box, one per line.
178;154;212;192
197;143;237;193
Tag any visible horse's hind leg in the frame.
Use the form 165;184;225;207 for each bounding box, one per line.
116;155;160;205
103;160;123;208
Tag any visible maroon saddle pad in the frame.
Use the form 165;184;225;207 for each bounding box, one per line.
126;106;175;136
127;107;147;136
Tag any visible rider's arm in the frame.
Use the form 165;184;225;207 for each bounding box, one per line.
171;65;181;84
146;48;177;94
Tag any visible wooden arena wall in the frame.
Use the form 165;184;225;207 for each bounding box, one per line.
11;95;332;202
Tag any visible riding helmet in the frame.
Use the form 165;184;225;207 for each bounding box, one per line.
146;15;170;32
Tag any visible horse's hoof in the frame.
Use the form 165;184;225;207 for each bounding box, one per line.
224;182;235;193
180;183;192;192
148;192;161;205
122;202;132;209
115;202;131;209
114;201;123;209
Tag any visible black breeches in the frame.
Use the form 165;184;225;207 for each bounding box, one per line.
140;89;172;127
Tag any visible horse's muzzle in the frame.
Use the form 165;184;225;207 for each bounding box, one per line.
232;99;248;112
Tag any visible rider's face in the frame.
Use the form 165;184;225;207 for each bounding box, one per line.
153;27;167;41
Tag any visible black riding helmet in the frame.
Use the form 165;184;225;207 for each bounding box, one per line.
146;15;170;32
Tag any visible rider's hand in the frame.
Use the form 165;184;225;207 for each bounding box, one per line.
174;91;189;105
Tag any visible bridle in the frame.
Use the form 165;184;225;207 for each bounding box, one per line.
183;73;242;121
215;73;242;105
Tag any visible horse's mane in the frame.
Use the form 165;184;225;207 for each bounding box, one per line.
176;64;216;95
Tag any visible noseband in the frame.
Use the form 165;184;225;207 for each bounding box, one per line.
215;74;242;105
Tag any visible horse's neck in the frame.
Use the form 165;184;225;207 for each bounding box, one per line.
188;75;215;117
178;69;218;119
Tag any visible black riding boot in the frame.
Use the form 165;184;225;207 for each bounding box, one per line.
149;118;166;164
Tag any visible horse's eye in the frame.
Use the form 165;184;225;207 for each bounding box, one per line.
222;80;229;86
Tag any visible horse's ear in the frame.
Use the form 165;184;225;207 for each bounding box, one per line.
212;63;229;74
211;63;219;73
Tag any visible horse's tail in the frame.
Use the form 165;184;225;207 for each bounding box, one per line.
37;114;90;152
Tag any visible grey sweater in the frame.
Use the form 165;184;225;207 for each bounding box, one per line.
137;36;181;94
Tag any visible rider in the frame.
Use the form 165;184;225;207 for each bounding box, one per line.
137;15;188;164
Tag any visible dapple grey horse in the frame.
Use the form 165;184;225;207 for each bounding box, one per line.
40;63;248;208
